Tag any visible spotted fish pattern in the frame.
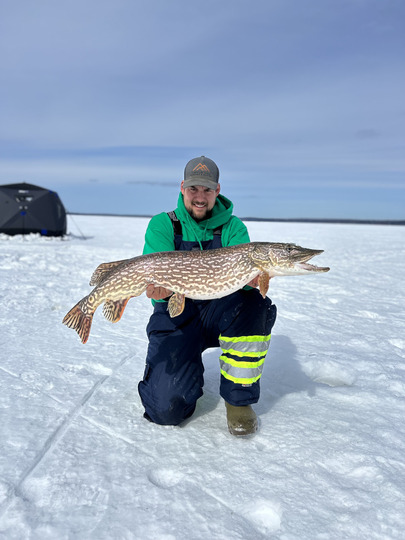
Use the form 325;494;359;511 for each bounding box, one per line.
63;242;329;343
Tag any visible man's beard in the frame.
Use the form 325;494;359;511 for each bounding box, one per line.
188;206;213;222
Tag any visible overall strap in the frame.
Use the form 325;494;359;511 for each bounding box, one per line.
167;211;182;237
167;211;223;250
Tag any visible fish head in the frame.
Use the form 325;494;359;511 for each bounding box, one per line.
250;242;330;276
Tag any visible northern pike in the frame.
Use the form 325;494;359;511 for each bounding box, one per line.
63;242;329;344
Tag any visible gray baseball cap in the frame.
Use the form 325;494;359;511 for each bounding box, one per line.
183;156;220;189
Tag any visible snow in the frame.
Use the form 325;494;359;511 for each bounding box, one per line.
1;215;404;539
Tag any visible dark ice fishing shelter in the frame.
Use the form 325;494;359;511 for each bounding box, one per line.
0;182;67;236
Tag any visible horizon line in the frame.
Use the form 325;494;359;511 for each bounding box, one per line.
67;212;405;227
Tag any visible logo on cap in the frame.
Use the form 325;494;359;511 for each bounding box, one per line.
192;163;210;173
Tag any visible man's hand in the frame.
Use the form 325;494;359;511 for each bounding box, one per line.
146;284;173;301
247;276;261;288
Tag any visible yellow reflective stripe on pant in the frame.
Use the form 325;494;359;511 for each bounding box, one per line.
219;334;271;385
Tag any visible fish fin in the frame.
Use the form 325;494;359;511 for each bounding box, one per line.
62;300;93;344
102;298;131;323
167;293;185;318
259;272;270;298
89;259;129;286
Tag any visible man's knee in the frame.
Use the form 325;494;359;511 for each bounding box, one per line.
138;360;203;426
139;386;197;426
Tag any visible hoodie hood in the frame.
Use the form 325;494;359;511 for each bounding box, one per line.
174;193;235;245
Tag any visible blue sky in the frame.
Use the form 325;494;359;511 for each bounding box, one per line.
1;0;404;220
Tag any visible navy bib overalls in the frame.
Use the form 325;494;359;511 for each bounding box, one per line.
138;212;277;425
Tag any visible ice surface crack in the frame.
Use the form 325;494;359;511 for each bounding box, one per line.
0;354;132;520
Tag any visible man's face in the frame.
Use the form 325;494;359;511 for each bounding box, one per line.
180;182;220;221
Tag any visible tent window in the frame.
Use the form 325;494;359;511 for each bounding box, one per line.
15;196;33;202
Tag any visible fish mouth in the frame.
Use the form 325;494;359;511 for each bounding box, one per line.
294;249;330;273
295;262;330;273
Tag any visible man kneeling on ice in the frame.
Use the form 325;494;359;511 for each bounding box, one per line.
138;156;277;436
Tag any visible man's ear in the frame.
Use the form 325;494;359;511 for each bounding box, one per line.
180;180;185;194
216;183;221;196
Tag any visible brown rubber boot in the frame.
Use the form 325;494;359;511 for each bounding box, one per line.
225;402;258;436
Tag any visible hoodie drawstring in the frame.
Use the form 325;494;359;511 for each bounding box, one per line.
185;212;204;251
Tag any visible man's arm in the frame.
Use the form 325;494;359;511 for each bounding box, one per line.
222;215;251;247
143;213;175;300
143;212;176;255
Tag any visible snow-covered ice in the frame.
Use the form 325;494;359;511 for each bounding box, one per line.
0;215;404;539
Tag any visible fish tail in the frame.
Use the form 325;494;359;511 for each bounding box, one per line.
62;299;94;344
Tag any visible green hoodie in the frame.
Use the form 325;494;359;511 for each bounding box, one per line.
143;193;250;255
